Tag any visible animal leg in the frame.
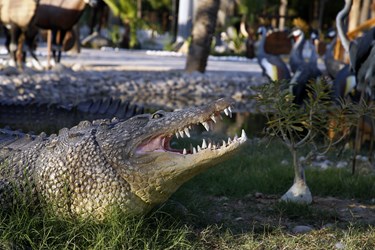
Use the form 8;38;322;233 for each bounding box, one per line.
3;26;11;53
26;32;43;70
57;30;67;63
51;29;59;63
16;34;25;66
24;27;43;69
8;24;22;67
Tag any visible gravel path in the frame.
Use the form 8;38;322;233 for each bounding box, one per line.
0;51;266;111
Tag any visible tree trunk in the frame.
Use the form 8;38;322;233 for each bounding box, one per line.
349;0;361;32
360;0;371;24
185;0;220;73
120;22;131;49
318;0;327;31
312;0;319;26
137;0;142;19
170;0;179;43
278;0;287;31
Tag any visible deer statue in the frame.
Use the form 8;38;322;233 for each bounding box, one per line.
33;0;98;64
0;0;39;67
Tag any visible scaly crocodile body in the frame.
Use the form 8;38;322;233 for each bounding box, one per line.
0;98;247;219
0;98;144;134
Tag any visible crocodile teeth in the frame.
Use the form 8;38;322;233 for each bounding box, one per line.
222;140;226;147
234;134;238;140
208;142;212;149
184;127;191;138
224;108;229;116
179;130;184;138
202;139;207;149
197;145;202;152
210;115;217;123
175;132;179;139
224;107;232;118
228;137;232;144
193;147;197;154
202;121;210;131
183;148;187;155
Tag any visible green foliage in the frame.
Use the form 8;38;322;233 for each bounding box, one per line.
223;26;246;54
103;0;137;21
147;0;171;10
102;0;172;48
237;0;265;25
254;79;359;156
238;0;279;25
108;24;121;47
103;0;139;47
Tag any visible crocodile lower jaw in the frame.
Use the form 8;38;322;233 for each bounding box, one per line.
135;105;247;156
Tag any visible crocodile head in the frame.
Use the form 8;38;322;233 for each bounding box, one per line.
97;98;247;210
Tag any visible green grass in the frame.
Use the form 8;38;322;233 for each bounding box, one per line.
1;140;375;249
0;206;196;249
177;139;375;200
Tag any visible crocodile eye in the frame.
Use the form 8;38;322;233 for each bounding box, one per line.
152;112;163;119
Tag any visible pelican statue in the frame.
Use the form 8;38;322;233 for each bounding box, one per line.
336;0;375;96
336;0;375;173
255;26;291;82
288;27;306;74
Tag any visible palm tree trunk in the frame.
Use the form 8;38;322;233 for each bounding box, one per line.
349;0;361;32
120;21;131;49
278;0;287;31
185;0;220;73
360;0;371;24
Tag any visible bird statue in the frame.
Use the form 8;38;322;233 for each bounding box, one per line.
336;0;375;98
352;28;375;96
289;66;322;105
331;64;357;104
336;0;375;173
289;28;322;105
307;29;319;68
321;29;356;104
323;29;346;79
288;27;306;74
255;26;291;82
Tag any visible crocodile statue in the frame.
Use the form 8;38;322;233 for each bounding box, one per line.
0;98;247;219
0;98;144;134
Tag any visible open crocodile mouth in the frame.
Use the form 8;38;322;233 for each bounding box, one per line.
135;106;247;155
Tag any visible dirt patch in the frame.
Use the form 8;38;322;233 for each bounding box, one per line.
180;194;375;233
